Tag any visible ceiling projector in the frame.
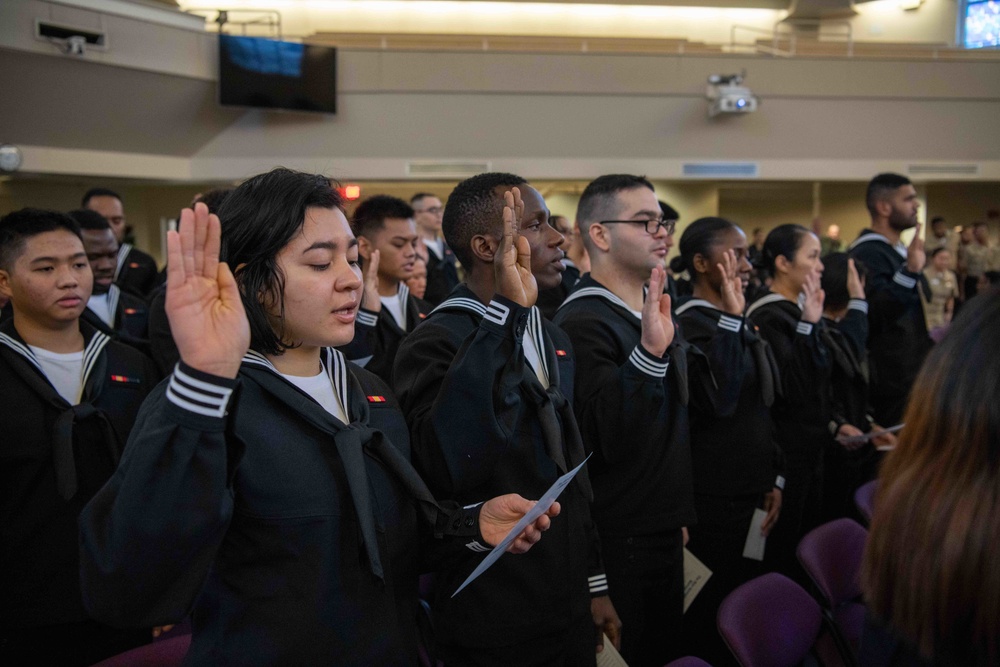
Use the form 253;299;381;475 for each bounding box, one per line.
706;73;758;118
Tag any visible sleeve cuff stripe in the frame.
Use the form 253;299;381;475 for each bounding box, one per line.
174;365;234;399
166;385;228;418
356;312;378;326
483;300;510;326
590;583;609;594
465;540;491;553
796;321;814;336
848;299;869;313
893;271;917;289
718;315;742;332
589;574;608;584
629;347;668;378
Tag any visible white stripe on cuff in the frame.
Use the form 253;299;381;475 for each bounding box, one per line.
893;270;917;289
848;299;869;314
166;366;232;418
356;311;378;327
483;300;510;326
796;321;814;336
465;540;491;553
589;574;609;594
629;346;669;378
718;315;742;333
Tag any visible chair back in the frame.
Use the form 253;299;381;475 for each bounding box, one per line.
717;572;822;667
91;634;190;667
854;480;878;524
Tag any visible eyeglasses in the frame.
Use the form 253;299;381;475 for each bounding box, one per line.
599;218;676;236
415;206;444;215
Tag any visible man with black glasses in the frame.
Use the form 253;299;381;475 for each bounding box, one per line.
554;175;696;666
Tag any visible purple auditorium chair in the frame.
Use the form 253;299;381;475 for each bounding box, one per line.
664;657;714;666
797;518;868;660
853;480;877;524
91;634;190;667
717;572;846;667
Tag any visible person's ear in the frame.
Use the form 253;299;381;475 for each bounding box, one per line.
357;236;373;262
691;253;711;276
588;223;611;253
471;234;498;264
774;253;791;275
0;269;13;299
875;198;892;219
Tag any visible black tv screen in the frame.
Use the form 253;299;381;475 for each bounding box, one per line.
218;35;337;114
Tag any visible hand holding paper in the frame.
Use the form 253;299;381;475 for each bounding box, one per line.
479;495;561;554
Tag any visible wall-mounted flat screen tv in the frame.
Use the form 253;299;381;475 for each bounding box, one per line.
218;35;337;114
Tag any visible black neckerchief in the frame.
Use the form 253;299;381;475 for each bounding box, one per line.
0;318;118;499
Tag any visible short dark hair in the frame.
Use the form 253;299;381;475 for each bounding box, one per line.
68;208;112;232
81;187;122;208
865;173;912;217
929;246;951;259
576;174;655;227
410;192;439;207
761;223;812;272
442;172;527;269
352;195;414;239
0;208;83;271
983;271;1000;286
659;200;680;221
675;216;739;277
194;188;233;215
931;216;946;226
821;252;867;311
219;168;343;356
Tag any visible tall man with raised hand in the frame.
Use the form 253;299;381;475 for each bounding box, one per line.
554;174;696;666
394;173;619;666
848;173;932;426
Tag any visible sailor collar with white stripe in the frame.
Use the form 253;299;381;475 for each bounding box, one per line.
745;291;798;318
114;242;133;281
106;284;121;323
382;282;411;328
242;348;351;422
430;293;553;381
849;231;908;259
559;285;639;322
673;298;722;316
0;324;111;389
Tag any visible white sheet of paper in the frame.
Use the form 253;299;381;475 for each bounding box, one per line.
683;548;713;613
451;454;592;598
742;508;768;561
595;633;628;667
837;423;904;447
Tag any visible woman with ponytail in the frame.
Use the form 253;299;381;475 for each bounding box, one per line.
745;223;833;577
674;218;784;665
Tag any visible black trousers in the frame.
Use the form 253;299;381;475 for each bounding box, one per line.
438;611;594;667
683;494;767;667
602;528;685;667
766;447;823;585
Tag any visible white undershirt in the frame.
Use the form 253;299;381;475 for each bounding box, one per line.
28;346;85;405
522;327;550;388
87;293;114;326
425;237;444;259
281;369;348;423
630;308;643;320
380;293;406;331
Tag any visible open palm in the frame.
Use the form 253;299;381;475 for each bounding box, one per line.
165;203;250;379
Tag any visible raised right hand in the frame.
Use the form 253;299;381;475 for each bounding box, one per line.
165;203;250;379
846;258;866;299
362;249;382;313
800;272;825;324
494;187;537;308
717;248;746;316
906;222;926;273
640;266;674;358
